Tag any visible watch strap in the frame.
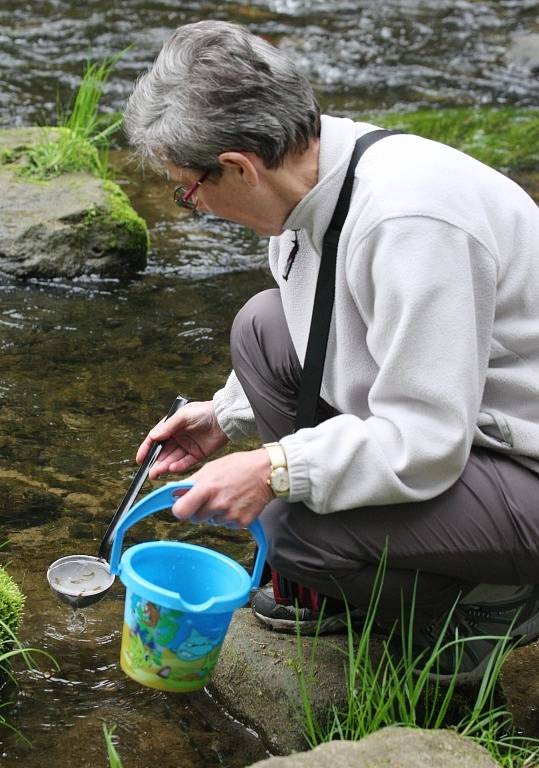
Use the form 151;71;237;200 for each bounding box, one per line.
263;442;287;469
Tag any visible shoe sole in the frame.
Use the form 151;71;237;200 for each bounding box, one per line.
252;609;350;636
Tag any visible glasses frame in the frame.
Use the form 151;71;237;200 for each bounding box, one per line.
173;170;210;211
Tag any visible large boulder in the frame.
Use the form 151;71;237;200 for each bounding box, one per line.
213;609;539;760
210;608;360;754
245;727;500;768
0;127;149;279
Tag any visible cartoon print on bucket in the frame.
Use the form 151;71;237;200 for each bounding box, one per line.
108;481;267;693
121;594;230;692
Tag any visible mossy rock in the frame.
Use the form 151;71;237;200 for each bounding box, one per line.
0;127;149;279
361;107;539;171
0;567;24;653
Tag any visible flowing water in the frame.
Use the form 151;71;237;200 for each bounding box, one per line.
0;1;538;766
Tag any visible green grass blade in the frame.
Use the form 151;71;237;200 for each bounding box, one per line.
103;725;124;768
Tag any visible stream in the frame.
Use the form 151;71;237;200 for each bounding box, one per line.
0;1;538;765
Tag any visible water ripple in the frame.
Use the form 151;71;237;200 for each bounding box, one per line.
0;0;538;128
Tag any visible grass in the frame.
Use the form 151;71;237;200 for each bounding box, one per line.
294;550;539;767
361;107;539;171
103;725;124;768
17;54;125;180
0;554;58;742
0;618;59;741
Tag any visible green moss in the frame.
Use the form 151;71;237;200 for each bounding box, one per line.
80;179;150;256
359;107;539;171
102;179;150;250
102;180;149;242
0;148;15;165
0;566;24;652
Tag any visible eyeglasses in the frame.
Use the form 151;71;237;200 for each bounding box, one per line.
173;170;210;211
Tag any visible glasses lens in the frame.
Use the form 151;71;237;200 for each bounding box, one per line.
173;186;197;210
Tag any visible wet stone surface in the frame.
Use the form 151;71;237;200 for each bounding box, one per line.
0;129;148;279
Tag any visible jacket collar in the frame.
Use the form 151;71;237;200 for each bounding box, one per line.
283;115;371;253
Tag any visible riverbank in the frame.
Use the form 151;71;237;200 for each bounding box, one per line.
211;609;539;761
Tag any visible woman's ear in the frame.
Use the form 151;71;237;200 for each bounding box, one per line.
218;151;260;186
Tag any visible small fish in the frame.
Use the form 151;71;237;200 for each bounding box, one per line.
157;667;171;678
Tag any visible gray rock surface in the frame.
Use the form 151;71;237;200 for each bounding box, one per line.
210;609;383;755
213;609;539;762
245;727;500;767
0;127;148;279
502;640;539;741
506;33;539;73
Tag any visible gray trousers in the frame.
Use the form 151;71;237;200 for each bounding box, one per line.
231;289;539;627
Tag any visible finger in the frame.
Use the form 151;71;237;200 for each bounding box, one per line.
148;461;169;480
171;484;213;521
149;409;188;442
147;444;188;480
135;434;155;465
187;507;220;524
167;454;199;474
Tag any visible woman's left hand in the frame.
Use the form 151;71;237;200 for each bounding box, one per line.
171;448;274;527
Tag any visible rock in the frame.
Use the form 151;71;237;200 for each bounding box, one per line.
245;727;500;767
63;492;102;515
210;608;377;754
0;482;64;528
0;127;149;279
506;34;539;74
501;640;539;740
212;609;539;761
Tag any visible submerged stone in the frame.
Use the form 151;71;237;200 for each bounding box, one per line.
0;127;149;279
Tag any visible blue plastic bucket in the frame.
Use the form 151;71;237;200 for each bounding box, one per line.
108;482;267;693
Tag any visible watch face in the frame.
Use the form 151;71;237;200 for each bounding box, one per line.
271;466;289;493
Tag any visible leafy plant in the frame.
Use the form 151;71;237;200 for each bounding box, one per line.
20;53;125;180
294;552;539;767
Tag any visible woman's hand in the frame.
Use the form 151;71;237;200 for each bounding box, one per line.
171;448;273;528
136;400;229;480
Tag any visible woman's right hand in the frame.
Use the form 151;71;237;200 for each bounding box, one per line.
136;400;229;480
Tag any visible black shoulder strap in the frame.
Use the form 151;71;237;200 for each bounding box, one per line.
294;129;401;431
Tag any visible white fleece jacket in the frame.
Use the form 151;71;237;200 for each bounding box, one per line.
213;115;539;514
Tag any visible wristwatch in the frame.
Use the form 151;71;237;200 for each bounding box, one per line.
263;442;290;498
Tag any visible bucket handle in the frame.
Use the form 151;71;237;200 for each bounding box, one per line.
108;481;267;589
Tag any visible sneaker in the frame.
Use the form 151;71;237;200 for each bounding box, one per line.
250;584;363;635
411;584;539;685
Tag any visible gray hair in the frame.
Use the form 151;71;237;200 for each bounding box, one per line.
124;20;320;174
